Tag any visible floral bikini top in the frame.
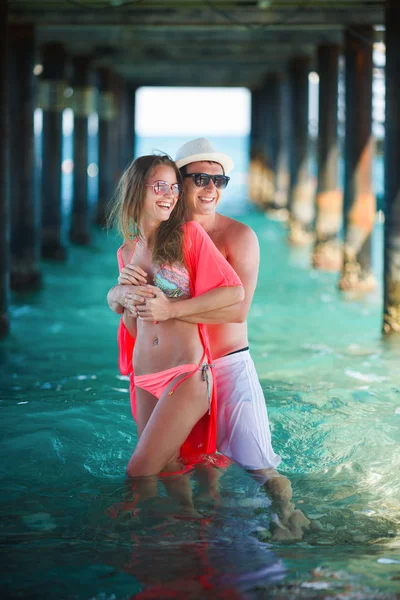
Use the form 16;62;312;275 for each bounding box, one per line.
153;263;191;298
119;239;191;299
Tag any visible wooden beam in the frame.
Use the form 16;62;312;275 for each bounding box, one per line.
9;6;384;27
110;48;314;65
35;25;344;45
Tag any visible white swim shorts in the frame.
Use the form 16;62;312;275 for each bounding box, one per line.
214;349;282;472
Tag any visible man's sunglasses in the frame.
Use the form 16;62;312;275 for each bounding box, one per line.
145;181;181;198
183;173;230;190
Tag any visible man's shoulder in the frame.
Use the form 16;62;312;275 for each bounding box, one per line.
216;213;258;246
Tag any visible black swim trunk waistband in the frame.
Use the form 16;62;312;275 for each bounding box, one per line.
223;346;249;358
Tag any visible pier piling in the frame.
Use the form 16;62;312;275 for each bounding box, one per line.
39;42;68;260
0;1;9;337
9;24;41;289
96;68;116;228
339;26;376;292
288;56;315;245
70;55;95;246
313;44;342;272
383;0;400;334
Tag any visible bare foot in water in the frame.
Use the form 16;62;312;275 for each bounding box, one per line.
269;499;311;541
281;509;311;540
269;508;311;541
270;517;299;541
254;471;311;541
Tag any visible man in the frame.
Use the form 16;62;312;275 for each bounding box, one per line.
108;139;309;539
174;140;282;466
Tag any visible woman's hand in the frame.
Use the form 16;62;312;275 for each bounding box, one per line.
118;264;148;286
135;285;173;322
110;284;152;316
119;287;142;315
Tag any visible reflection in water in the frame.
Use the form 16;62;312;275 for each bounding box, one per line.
105;463;286;598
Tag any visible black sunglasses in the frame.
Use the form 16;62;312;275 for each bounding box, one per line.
183;173;230;190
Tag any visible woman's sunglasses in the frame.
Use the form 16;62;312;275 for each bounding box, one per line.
145;181;181;198
183;173;230;190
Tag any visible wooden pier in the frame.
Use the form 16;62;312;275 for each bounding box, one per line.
2;0;399;336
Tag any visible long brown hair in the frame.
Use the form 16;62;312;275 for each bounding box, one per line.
108;154;186;265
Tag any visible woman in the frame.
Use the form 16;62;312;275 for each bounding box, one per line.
108;154;244;478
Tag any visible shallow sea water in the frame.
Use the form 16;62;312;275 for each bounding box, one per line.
1;209;400;600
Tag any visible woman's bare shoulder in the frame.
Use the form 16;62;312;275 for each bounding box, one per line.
119;240;137;267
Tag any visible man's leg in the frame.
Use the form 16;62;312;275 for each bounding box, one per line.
215;351;281;472
214;350;310;539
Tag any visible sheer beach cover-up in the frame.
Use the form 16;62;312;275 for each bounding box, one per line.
116;220;242;465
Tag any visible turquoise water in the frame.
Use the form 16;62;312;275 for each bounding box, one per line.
1;198;400;598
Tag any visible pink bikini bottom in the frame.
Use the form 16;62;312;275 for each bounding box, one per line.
134;350;212;404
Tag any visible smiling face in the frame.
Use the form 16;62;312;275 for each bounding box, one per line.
142;164;180;226
183;161;224;217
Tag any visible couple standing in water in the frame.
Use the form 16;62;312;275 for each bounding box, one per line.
107;138;309;539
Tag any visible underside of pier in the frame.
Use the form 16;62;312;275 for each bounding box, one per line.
3;0;400;339
9;1;384;87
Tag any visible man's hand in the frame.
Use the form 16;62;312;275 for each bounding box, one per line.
108;265;151;315
110;284;154;316
118;264;148;286
135;285;173;322
119;287;142;315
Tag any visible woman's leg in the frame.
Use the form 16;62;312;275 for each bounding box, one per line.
160;473;199;516
125;388;160;504
135;387;158;438
135;386;181;471
193;463;225;503
127;370;210;477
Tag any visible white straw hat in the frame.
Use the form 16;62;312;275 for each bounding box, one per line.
175;138;234;174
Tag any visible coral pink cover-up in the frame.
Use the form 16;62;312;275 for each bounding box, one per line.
116;220;242;465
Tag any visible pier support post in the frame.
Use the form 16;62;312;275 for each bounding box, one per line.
339;26;376;292
249;84;277;210
288;56;315;245
268;73;290;216
0;1;9;337
39;42;67;260
249;89;267;208
312;44;342;271
258;82;275;209
383;1;400;334
70;55;96;245
8;24;41;289
96;68;116;227
119;81;136;173
249;89;260;205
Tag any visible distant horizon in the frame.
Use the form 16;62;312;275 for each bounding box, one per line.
135;87;251;137
136;132;246;138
